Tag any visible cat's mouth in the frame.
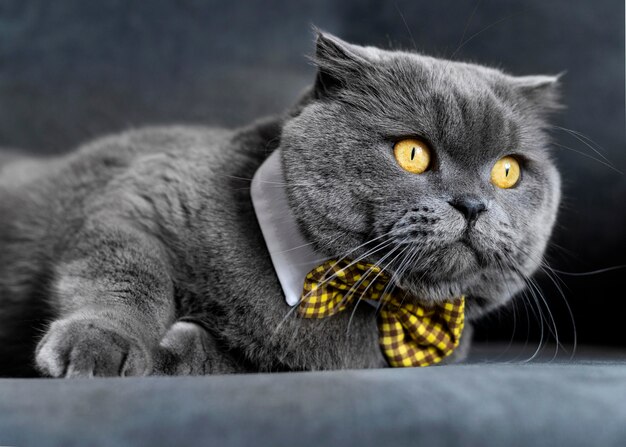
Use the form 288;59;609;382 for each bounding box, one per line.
456;235;489;265
458;238;476;253
392;236;485;277
364;214;505;304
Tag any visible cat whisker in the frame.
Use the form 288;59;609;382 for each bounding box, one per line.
221;173;314;188
220;174;283;184
537;263;577;359
326;229;399;260
494;250;548;362
485;258;520;363
344;243;409;335
547;265;626;276
345;240;412;334
386;241;425;310
455;0;483;56
341;243;404;311
503;239;578;360
526;274;561;362
551;142;623;174
278;236;401;343
269;232;399;339
271;233;343;255
550;125;611;162
450;14;515;60
500;246;565;362
394;240;423;279
493;257;532;364
518;281;546;363
392;1;418;52
400;244;439;298
373;241;420;308
546;240;579;261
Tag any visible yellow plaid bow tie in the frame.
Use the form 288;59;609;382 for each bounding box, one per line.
298;259;465;367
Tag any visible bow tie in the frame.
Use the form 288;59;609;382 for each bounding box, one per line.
298;259;465;367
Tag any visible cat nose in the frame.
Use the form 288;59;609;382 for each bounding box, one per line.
448;195;487;225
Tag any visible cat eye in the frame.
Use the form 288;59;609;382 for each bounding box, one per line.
393;138;431;174
491;156;521;189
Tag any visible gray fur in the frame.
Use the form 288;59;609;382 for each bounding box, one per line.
0;32;561;377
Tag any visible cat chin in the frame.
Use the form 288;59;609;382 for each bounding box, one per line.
389;245;494;304
394;278;466;305
393;261;521;318
393;274;502;316
402;241;483;281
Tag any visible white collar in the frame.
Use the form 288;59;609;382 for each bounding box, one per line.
250;149;326;306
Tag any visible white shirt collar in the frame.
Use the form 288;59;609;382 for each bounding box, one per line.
250;149;326;306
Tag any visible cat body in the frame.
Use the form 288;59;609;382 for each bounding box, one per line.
0;33;561;377
0;122;385;376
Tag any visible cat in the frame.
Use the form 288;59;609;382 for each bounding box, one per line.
0;32;562;377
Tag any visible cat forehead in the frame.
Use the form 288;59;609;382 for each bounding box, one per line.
313;37;553;159
343;56;525;153
346;49;517;113
360;45;508;82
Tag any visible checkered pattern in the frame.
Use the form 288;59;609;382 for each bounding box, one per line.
298;259;465;367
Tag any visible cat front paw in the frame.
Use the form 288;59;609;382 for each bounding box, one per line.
35;318;152;378
153;321;212;375
152;321;240;375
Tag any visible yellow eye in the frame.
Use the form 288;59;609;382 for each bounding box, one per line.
393;138;431;174
491;156;521;189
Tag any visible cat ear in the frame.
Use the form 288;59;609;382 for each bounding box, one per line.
312;30;373;98
511;73;564;113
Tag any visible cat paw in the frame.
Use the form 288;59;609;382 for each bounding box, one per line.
153;321;212;375
35;318;152;378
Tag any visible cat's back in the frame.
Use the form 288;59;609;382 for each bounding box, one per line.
1;126;232;214
0;125;237;268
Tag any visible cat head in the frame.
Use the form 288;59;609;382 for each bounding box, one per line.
280;32;562;319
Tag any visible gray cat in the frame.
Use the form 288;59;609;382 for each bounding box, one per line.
0;32;561;377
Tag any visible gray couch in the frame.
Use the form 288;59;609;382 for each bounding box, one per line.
3;348;626;446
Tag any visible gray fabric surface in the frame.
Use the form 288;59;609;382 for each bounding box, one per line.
2;362;626;447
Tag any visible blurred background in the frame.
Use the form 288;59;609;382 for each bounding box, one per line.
0;0;624;355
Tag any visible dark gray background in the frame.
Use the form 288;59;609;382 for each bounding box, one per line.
0;0;624;349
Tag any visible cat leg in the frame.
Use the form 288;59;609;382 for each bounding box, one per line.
35;219;175;377
152;321;241;375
